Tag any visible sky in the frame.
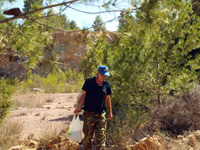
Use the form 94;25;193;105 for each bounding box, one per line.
2;0;132;31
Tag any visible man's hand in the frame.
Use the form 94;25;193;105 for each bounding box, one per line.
107;113;113;120
74;108;81;115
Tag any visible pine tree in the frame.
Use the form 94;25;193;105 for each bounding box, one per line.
23;0;43;13
92;15;106;31
70;20;79;30
81;0;200;143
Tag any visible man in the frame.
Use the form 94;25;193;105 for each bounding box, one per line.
74;65;113;150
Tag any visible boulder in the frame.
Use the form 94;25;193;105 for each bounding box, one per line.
126;135;162;150
194;130;200;140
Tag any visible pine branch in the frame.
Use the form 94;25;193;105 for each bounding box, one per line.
23;16;66;32
7;23;43;48
68;6;139;14
0;0;79;24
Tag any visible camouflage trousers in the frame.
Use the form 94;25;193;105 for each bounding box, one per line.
83;110;107;150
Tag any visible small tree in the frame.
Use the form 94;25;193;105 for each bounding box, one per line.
92;15;106;31
69;20;79;30
81;0;200;145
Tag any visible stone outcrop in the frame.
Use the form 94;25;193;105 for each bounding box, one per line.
126;131;200;150
52;30;118;70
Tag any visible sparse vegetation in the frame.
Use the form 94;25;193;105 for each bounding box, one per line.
14;70;84;94
13;94;47;108
37;124;62;149
0;120;24;150
148;84;200;136
0;78;14;124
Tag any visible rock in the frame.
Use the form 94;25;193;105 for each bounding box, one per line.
182;134;196;147
31;88;42;93
177;135;184;140
187;134;196;147
194;130;200;140
126;135;162;150
47;142;58;150
9;145;23;150
44;134;80;150
27;139;37;147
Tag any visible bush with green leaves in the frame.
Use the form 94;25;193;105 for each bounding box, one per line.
14;69;84;94
81;0;200;146
0;78;14;124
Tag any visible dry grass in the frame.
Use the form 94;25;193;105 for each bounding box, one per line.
37;124;61;149
13;94;47;109
0;120;24;150
148;84;200;136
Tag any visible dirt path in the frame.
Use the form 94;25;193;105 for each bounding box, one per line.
9;93;80;140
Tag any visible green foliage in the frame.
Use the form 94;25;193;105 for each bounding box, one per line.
15;69;84;94
44;10;80;30
39;43;61;75
92;15;106;31
70;20;80;30
23;0;44;13
42;71;66;93
81;0;200;144
192;0;200;16
81;34;111;78
0;78;14;124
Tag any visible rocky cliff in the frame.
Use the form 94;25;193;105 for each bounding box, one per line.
0;31;118;79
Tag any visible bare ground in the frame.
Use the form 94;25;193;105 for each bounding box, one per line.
8;93;80;141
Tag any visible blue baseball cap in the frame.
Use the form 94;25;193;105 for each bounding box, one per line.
98;65;110;76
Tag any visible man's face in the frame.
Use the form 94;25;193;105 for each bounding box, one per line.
97;71;107;81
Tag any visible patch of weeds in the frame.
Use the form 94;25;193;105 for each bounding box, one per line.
37;124;61;149
13;95;46;108
0;119;24;150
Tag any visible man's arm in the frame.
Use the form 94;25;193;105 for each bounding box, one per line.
74;90;86;114
105;95;113;120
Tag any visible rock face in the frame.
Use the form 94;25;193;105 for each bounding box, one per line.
0;31;118;79
52;31;88;70
52;30;118;70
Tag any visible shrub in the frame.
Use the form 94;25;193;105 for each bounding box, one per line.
148;84;200;136
0;78;14;124
37;124;61;149
13;94;47;108
14;69;84;94
0;120;23;149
